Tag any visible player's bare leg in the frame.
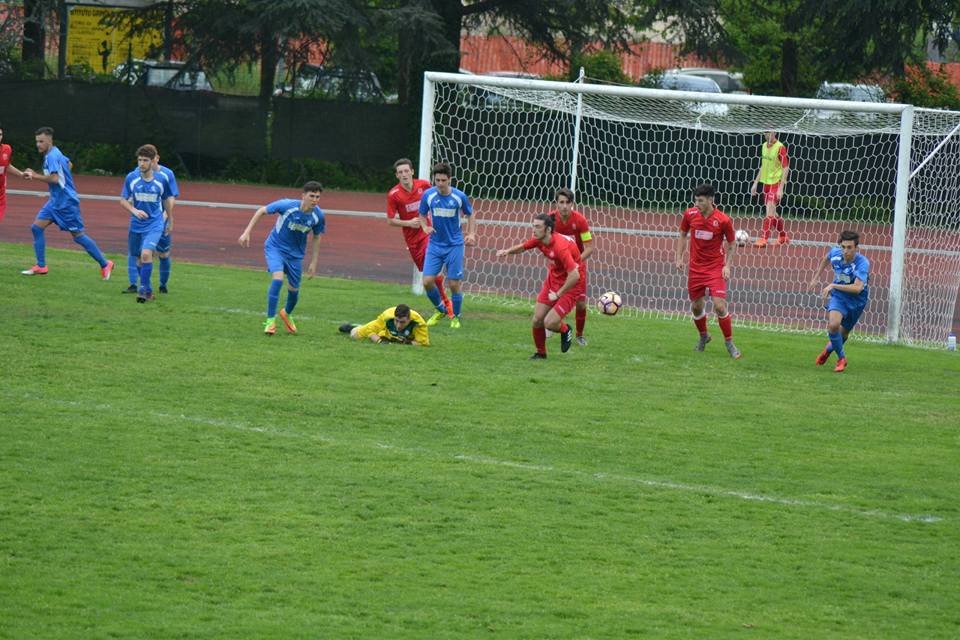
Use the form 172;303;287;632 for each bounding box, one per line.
544;307;572;353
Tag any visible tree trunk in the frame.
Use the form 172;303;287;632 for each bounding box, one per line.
259;29;278;103
781;37;798;96
22;0;46;64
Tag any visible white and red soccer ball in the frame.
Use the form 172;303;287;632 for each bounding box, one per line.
597;291;622;316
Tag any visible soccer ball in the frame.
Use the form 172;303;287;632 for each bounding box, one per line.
735;229;750;246
597;291;622;316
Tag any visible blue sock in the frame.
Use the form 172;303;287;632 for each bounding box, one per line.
127;255;139;286
824;341;834;355
829;331;845;359
284;289;299;314
426;286;446;313
159;257;171;286
139;262;154;292
31;224;46;267
452;292;463;317
267;279;282;318
73;234;107;268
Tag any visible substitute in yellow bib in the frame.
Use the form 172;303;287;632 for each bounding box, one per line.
750;130;790;247
339;304;430;346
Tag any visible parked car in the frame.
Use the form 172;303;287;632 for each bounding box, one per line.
274;65;387;102
113;59;213;92
647;72;729;116
813;82;886;121
667;67;747;94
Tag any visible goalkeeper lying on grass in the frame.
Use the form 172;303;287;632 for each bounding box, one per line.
339;303;430;346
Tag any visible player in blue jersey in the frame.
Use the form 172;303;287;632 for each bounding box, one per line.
120;145;172;303
21;127;114;279
418;161;477;328
123;144;178;294
809;230;870;372
238;181;325;335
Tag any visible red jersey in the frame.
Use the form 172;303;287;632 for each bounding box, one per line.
0;143;11;195
523;232;583;282
386;178;432;247
679;207;734;274
549;209;593;253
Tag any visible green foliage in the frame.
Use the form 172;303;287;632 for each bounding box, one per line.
219;156;392;191
888;65;960;110
1;244;958;638
576;49;630;84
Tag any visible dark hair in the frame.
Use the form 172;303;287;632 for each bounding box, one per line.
839;230;860;245
35;126;54;138
555;187;575;203
136;144;157;159
535;213;555;231
432;161;452;178
393;158;414;171
694;183;716;199
302;180;324;193
394;303;411;318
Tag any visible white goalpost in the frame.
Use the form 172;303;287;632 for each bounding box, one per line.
418;71;960;346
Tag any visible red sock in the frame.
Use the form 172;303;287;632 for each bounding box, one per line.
559;321;569;334
761;217;772;240
575;307;586;336
533;326;546;354
693;314;708;336
775;217;784;233
718;314;733;340
436;273;449;304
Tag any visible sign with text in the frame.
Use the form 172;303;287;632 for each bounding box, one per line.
66;6;161;74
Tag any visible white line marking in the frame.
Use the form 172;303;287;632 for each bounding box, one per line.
11;392;943;524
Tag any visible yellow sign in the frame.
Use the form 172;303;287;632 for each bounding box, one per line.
66;6;162;74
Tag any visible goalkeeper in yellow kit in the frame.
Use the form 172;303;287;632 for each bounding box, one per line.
339;304;430;346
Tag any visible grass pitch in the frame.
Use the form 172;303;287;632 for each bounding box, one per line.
1;243;958;639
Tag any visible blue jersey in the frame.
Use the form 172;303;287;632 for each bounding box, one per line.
122;169;171;233
43;146;80;209
419;186;472;247
155;164;179;198
829;247;869;306
264;198;325;259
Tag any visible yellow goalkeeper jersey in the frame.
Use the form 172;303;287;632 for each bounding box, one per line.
355;307;430;346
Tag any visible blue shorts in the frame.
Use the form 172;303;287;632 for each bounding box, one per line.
129;227;164;256
37;201;84;233
265;246;303;289
423;242;464;280
827;295;867;332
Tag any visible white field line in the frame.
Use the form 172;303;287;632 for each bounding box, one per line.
10;392;944;524
9;188;960;257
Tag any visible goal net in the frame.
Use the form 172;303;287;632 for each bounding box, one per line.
420;72;960;346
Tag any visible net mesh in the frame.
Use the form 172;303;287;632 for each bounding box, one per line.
428;79;960;346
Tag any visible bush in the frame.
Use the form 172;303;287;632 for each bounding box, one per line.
888;65;960;110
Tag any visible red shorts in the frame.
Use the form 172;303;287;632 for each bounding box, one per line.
762;182;782;205
407;236;429;271
537;277;586;318
688;271;727;300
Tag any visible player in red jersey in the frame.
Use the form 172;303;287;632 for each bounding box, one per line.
549;187;594;346
0;124;27;223
497;213;583;359
675;183;741;359
386;158;451;320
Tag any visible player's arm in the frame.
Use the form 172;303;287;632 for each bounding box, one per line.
24;168;59;184
778;146;789;194
6;163;25;179
675;229;688;271
553;267;580;299
750;166;762;195
580;237;594;261
239;206;268;247
410;324;430;347
386;196;420;228
120;196;147;220
163;196;176;232
307;231;322;278
808;256;831;290
417;196;434;235
827;279;866;295
723;238;736;280
464;208;477;246
496;239;533;257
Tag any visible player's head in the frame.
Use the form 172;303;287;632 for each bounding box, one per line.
140;143;160;168
432;161;452;193
301;180;324;207
764;130;778;143
34;126;54;153
136;144;157;173
533;212;554;240
555;187;575;215
394;304;412;330
693;183;716;214
394;158;415;186
839;230;860;260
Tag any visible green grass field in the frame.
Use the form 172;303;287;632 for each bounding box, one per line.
1;243;958;639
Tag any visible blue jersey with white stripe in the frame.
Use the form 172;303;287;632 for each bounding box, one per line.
264;198;325;259
419;186;472;247
155;164;179;198
122;169;171;232
43;146;80;209
829;246;870;306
